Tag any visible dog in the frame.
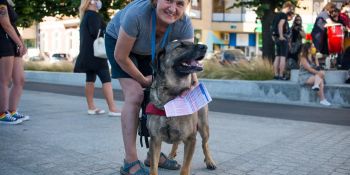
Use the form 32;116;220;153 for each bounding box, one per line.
146;41;216;175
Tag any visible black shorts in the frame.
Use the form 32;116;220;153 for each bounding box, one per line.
275;39;289;57
86;69;111;84
0;33;19;58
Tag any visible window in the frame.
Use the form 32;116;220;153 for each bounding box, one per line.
212;0;242;22
190;0;201;19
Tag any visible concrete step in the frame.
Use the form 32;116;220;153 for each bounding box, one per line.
25;71;350;107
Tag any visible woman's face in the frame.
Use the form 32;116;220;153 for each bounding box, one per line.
156;0;188;25
295;17;302;24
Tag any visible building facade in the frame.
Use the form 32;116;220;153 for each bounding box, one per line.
20;0;348;60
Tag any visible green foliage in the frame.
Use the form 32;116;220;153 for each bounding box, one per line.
197;58;274;80
14;0;129;27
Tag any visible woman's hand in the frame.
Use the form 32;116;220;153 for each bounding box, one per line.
141;75;153;88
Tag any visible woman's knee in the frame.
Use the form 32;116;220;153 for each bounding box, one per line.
124;88;144;105
12;75;25;87
317;71;325;78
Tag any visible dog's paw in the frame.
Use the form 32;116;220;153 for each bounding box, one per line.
204;159;217;170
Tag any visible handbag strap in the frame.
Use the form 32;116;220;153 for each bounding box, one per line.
97;29;102;39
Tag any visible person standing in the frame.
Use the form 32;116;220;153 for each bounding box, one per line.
0;0;30;124
273;1;295;80
105;0;195;174
74;0;121;116
288;14;305;69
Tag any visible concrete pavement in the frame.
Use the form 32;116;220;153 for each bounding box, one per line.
1;90;350;175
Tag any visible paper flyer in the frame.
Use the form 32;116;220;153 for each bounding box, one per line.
164;83;212;117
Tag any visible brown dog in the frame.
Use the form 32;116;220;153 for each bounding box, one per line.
146;41;216;175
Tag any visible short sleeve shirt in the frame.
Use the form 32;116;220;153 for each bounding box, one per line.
106;0;194;55
275;12;290;36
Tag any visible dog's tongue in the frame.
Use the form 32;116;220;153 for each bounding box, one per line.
192;60;203;67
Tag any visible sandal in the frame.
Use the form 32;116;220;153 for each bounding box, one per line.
120;159;149;175
144;152;181;170
87;108;105;115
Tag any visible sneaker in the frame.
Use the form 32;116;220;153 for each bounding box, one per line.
273;75;280;80
108;111;121;117
320;99;331;106
87;108;105;115
312;85;320;91
11;111;30;121
0;113;23;125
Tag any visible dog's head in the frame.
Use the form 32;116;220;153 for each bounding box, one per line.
155;41;207;76
150;41;207;106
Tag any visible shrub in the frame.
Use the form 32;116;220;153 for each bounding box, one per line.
197;57;274;80
24;61;74;72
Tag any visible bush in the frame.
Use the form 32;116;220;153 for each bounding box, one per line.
24;61;73;72
197;57;274;80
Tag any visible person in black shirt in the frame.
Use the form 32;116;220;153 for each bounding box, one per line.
0;0;30;124
288;14;305;69
273;1;295;80
74;0;121;116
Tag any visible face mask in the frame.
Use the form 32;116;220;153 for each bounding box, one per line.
96;1;102;10
311;47;317;55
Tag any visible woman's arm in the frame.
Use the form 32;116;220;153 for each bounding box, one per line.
300;57;318;74
115;27;151;87
278;19;286;40
0;5;25;56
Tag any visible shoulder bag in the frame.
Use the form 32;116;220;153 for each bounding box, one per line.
93;29;107;59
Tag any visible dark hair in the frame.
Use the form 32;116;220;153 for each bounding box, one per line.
300;42;312;61
292;14;302;26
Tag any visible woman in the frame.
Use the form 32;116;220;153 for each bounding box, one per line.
311;2;338;55
288;14;305;69
0;0;29;124
105;0;194;174
298;43;331;106
74;0;121;116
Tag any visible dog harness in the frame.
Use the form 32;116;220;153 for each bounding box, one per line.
145;103;166;116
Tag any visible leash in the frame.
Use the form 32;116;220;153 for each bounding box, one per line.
138;9;172;148
151;8;172;77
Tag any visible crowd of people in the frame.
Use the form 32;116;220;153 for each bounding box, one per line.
272;1;350;106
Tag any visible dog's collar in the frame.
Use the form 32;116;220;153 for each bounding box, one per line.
146;103;166;116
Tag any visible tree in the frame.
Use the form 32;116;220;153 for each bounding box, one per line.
14;0;130;27
231;0;298;60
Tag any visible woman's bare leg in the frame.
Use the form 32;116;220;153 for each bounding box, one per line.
119;78;144;174
8;57;24;112
0;56;14;113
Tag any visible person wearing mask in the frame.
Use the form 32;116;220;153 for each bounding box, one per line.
74;0;121;116
273;1;295;80
105;0;195;174
0;0;30;124
298;43;331;106
288;14;305;69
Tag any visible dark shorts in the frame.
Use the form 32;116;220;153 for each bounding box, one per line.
275;39;289;57
0;33;19;58
105;33;152;79
86;69;111;84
